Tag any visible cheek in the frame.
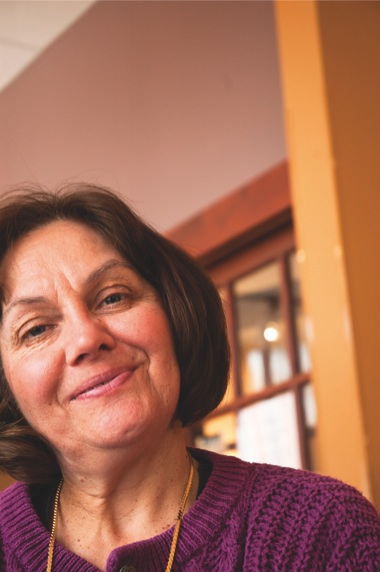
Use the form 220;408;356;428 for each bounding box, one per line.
113;304;177;359
123;305;180;387
147;309;178;365
150;314;181;400
2;350;57;411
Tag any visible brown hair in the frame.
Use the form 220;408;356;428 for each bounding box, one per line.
0;183;230;484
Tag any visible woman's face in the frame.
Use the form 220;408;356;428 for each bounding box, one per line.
0;220;180;460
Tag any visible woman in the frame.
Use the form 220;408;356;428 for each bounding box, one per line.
0;184;378;572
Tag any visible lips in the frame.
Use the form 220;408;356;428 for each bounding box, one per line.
70;367;136;401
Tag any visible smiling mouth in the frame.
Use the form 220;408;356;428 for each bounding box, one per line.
72;369;135;401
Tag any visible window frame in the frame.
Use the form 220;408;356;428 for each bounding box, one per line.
168;161;313;470
203;225;311;470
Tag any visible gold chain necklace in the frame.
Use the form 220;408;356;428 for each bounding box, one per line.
46;457;194;572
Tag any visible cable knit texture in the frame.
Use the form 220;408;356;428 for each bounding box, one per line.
0;449;379;571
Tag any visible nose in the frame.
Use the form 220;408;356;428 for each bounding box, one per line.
64;309;116;366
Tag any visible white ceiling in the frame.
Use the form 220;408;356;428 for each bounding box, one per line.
0;0;95;93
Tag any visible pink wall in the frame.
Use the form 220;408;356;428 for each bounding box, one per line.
0;1;286;230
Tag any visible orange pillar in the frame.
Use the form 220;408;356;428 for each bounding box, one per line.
275;0;380;508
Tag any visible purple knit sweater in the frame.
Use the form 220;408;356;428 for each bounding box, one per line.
0;449;379;571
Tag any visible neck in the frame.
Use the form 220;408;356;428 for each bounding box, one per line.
55;421;185;495
52;428;198;569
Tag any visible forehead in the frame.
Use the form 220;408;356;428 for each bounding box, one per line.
0;220;123;292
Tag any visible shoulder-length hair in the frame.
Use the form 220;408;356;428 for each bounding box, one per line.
0;183;229;484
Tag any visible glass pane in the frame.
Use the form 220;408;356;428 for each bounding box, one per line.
289;253;311;373
195;413;237;456
233;261;291;394
237;391;302;469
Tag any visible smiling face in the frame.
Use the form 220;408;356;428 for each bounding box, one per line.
0;220;180;462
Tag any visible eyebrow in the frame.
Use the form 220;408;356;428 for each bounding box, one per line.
2;259;134;321
2;297;48;322
83;259;133;287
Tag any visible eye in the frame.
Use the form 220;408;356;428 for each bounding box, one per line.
21;324;50;343
95;282;139;311
27;325;47;337
101;292;126;306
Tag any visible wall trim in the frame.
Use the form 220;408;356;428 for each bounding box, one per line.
167;161;292;266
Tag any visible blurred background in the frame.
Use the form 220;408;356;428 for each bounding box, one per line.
0;0;379;510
